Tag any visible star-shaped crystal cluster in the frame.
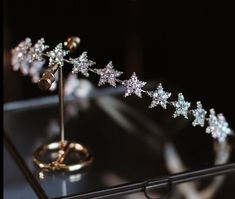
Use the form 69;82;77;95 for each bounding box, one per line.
47;43;69;67
148;83;171;109
11;38;32;73
172;93;191;119
94;61;123;87
28;38;49;63
192;101;207;127
70;52;96;77
206;109;232;142
122;72;146;98
206;109;219;138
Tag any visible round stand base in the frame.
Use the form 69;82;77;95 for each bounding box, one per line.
33;140;93;172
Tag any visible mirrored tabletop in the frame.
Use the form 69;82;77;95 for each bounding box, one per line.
4;80;235;199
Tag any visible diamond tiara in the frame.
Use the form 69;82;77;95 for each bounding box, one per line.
11;37;234;143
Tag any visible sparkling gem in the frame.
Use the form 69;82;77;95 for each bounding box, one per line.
94;61;122;87
148;83;171;109
192;101;207;127
172;93;191;119
47;43;69;66
70;52;95;77
206;109;232;142
122;72;146;98
28;38;49;63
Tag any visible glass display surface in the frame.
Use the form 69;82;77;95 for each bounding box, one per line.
4;81;235;199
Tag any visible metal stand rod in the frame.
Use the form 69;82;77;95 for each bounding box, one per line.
59;66;65;143
35;37;93;172
38;37;81;144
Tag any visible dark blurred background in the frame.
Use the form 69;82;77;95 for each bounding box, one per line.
4;0;235;124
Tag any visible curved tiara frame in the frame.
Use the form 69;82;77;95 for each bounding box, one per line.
11;37;234;143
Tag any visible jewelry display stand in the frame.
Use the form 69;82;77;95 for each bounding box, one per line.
33;37;93;172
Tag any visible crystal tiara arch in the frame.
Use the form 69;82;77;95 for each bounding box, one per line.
11;37;234;143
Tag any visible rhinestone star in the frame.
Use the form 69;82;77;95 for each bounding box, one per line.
206;109;232;142
148;83;171;109
28;38;49;63
122;72;146;98
69;52;96;77
47;43;69;66
206;109;218;135
172;93;191;119
217;114;232;142
94;61;123;87
11;38;32;72
192;101;207;127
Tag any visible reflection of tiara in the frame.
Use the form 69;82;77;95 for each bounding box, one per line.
11;37;233;143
